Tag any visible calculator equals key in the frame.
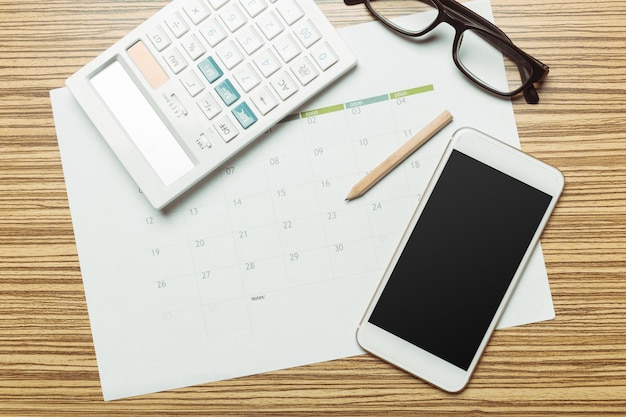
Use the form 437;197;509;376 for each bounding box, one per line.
66;0;356;209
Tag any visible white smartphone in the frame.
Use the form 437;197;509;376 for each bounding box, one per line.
356;127;564;392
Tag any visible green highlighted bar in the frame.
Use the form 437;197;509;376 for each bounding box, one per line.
389;84;434;99
292;85;434;121
345;93;389;109
300;103;345;119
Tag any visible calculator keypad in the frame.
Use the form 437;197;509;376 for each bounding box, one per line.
139;0;336;142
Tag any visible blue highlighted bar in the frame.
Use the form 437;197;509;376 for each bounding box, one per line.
345;93;388;109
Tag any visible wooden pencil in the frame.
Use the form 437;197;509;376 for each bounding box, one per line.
345;110;453;201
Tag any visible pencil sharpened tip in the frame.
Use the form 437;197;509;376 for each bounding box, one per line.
344;190;359;201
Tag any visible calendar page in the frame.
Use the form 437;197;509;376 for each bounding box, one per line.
51;0;553;400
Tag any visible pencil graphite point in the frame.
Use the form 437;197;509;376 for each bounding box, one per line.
345;110;453;201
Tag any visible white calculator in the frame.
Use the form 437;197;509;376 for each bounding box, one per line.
66;0;356;209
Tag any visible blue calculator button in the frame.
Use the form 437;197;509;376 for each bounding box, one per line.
215;79;240;106
198;56;223;83
232;102;257;129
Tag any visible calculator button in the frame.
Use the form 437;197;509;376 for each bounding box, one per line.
236;26;264;55
253;49;281;77
276;0;304;25
290;56;318;86
239;0;267;18
199;19;228;47
198;56;224;83
220;3;248;33
183;0;211;25
294;19;321;48
233;64;261;92
165;12;190;38
197;92;223;120
256;11;284;40
270;71;298;100
310;42;338;71
163;47;189;74
216;41;244;69
127;41;169;89
214;115;239;142
180;71;205;96
273;34;301;63
215;79;241;105
146;25;172;51
232;102;257;129
182;34;207;60
207;0;229;10
250;86;278;115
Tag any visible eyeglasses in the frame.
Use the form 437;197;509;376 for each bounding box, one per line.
344;0;549;104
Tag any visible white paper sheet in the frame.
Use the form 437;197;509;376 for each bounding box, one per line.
51;0;553;400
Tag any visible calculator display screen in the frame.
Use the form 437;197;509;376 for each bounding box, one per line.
90;60;193;186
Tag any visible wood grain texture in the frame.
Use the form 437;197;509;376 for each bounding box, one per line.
1;0;625;415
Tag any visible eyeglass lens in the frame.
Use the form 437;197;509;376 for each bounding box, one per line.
367;0;439;33
367;0;531;95
457;29;531;94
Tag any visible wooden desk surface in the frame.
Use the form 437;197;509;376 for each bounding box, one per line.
1;0;625;415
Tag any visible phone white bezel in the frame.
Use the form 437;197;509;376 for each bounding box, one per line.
356;127;564;392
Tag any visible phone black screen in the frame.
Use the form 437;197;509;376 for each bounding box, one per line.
368;149;552;371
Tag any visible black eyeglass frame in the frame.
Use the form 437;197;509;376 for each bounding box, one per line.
344;0;549;104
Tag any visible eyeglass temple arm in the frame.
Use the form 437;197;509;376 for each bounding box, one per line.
520;65;543;104
522;84;540;104
509;45;549;104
